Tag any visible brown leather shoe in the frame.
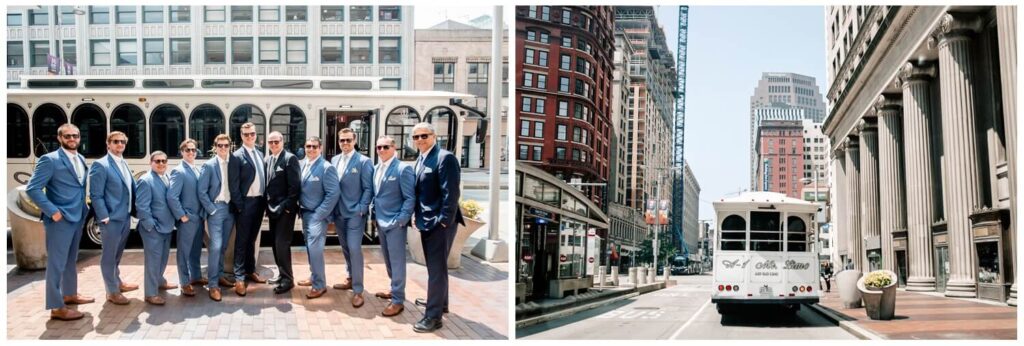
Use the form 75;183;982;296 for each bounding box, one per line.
209;288;222;301
234;282;246;296
352;293;365;308
374;291;392;300
381;303;404;317
306;288;326;299
119;282;139;292
297;279;312;287
50;307;84;321
159;282;179;290
218;277;235;287
106;293;130;305
145;296;166;305
181;285;196;297
190;278;209;286
333;278;353;290
245;273;267;283
63;294;96;305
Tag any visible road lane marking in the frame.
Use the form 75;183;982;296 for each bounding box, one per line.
669;298;710;340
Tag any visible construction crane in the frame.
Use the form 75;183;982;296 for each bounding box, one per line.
671;6;690;257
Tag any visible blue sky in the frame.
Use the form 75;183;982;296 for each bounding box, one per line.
655;6;827;221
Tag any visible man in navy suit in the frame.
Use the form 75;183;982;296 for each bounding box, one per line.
298;137;340;299
167;139;207;297
89;131;140;305
410;123;465;333
198;134;235;301
326;128;374;308
263;131;301;294
229;122;267;296
26;123;94;320
136;151;178;305
371;135;415;317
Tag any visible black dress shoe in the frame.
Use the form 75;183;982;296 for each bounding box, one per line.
414;298;449;313
413;317;443;333
268;276;282;284
274;283;294;294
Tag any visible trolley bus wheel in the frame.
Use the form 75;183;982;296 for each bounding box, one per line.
716;303;735;315
83;215;103;248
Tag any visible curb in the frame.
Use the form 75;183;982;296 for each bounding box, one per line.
806;303;884;340
515;291;640;329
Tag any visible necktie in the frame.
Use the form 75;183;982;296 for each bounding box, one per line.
375;163;384;194
248;149;264;193
161;174;169;187
338;153;349;179
72;155;83;184
302;160;310;180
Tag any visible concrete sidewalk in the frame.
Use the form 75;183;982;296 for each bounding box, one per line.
7;247;508;340
813;284;1016;339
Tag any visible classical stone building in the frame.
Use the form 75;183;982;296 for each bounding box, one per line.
824;6;1016;304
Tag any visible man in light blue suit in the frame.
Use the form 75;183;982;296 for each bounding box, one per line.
370;135;415;317
167;139;206;297
89;131;140;305
197;134;235;302
298;137;340;299
26;123;94;321
135;151;178;305
327;128;374;308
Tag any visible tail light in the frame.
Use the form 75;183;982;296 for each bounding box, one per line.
807;286;813;293
733;285;740;292
718;285;724;291
792;286;798;292
725;285;732;292
799;286;806;292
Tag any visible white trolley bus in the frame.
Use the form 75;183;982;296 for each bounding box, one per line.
7;75;484;246
711;191;820;314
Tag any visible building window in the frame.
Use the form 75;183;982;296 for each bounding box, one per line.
321;37;343;63
205;38;226;64
350;37;372;64
169;38;190;64
321;6;343;21
520;120;530;137
533;146;542;161
519;145;528;160
537;74;547;89
560;54;570;70
231;6;252;22
143;39;163;65
535;99;546;113
562;35;572;48
379;6;400;21
56;6;75;25
142;6;163;23
205;6;226;22
378;37;400;63
561;9;571;24
572;148;580;161
556;125;567;140
259;6;280;22
8;42;24;67
90;40;111;66
285;6;306;21
60;40;76;65
527;31;536;41
433;62;455;91
467;62;489;100
521;97;532;113
380;79;400;90
557;101;568;117
572;127;581;142
9;13;23;26
90;6;110;24
231;37;253;63
259;38;280;63
523;72;533;87
285;37;306;63
29;8;49;26
541;6;550;20
116;6;136;24
524;49;534;65
540;32;550;43
559;77;569;93
169;6;190;23
350;6;372;21
116;39;138;66
538;51;548;66
534;121;544;138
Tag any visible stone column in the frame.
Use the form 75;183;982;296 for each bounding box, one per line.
876;94;906;273
933;13;985;298
845;137;863;271
859;119;881;271
833;146;848;263
995;6;1017;306
899;62;938;292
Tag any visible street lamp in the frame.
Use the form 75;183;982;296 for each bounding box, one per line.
646;166;681;279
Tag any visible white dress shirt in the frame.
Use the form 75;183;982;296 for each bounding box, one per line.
336;150;352;180
216;155;230;202
375;156;394;194
244;145;264;197
63;148;84;184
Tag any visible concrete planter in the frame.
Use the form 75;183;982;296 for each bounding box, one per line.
408;217;486;269
8;187;47;270
837;269;863;308
858;270;897;320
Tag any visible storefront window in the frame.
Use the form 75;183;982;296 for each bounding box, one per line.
976;241;1000;283
522;175;560;207
558;218;586;279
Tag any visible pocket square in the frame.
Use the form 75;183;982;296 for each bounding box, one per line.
424;168;433;174
311;177;320;182
350;168;358;174
387;176;397;181
275;166;284;172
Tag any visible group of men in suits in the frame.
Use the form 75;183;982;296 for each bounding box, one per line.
27;122;464;333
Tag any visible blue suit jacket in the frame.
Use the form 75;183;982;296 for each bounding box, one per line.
414;145;465;231
229;146;262;213
167;161;205;220
89;154;136;223
330;151;374;218
25;149;90;224
197;156;227;216
373;159;415;231
299;157;340;222
136;171;175;233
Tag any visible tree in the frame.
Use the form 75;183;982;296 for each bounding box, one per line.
636;229;679;267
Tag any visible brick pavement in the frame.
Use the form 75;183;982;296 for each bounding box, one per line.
6;247;508;340
817;284;1016;339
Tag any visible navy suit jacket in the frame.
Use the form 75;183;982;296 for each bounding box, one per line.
167;161;204;220
264;150;301;216
229;146;262;213
373;159;415;231
25;149;90;224
330;151;374;218
299;157;340;222
89;154;136;223
136;171;175;233
414;145;465;231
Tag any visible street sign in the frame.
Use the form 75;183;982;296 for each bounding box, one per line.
587;228;596;236
588;257;594;263
559;254;567;262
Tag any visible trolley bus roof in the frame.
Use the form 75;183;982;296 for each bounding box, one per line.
713;191;818;213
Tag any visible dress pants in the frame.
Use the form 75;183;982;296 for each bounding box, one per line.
378;225;408;305
420;221;457;319
302;211;328;290
140;225;172;297
233;197;265;281
205;203;234;289
334;214;367;294
269;210;297;285
175;217;204;286
100;219;132;294
43;217;86;309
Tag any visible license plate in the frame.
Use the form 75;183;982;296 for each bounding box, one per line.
759;286;773;296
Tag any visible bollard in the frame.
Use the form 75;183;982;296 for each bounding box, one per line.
611;266;620;286
598;266;606;289
638;267;648;285
664;268;671;283
628;267;638;286
648;265;657;283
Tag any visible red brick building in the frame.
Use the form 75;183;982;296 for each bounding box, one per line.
755;119;806;199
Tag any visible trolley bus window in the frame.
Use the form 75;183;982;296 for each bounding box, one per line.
270;105;306;157
230;104;267;155
262;80;314;89
111;104;147;158
151;104;185;158
201;79;254;88
8;104;30;158
320;80;373;90
142;79;195;88
84;79;135;88
71;104;107;158
32;104;68;157
720;214;746;251
786;216;808;252
425;106;458;152
189;104;225;159
750;211;781;252
385;106;420;161
27;79;77;88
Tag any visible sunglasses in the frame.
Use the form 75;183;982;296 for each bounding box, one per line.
305;145;319;149
376;145;392;150
267;140;281;145
62;133;81;139
182;148;197;153
412;134;432;140
216;143;231;148
242;132;257;137
338;138;353;143
152;159;168;164
111;139;128;145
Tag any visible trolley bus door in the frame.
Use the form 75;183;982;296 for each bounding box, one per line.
321;108;374;161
